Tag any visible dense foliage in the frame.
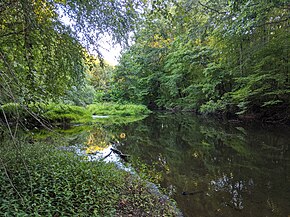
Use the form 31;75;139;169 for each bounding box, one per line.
0;0;143;107
0;138;178;216
2;0;288;121
111;0;290;122
1;1;289;215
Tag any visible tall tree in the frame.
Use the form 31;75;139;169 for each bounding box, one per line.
0;0;144;106
111;0;290;120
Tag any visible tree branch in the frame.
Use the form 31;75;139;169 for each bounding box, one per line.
198;1;226;15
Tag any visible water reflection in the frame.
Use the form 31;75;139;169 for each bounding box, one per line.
85;128;112;154
113;113;290;217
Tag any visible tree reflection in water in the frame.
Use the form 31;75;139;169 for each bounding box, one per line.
112;113;290;217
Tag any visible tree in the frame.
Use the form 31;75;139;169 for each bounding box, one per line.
112;0;290;121
0;0;144;107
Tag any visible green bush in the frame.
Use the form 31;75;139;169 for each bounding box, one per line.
200;100;227;114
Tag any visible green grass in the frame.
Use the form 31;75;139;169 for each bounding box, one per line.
87;103;151;117
0;138;179;216
42;103;92;123
42;103;151;124
0;102;151;125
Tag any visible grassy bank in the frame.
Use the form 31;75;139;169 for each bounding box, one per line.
0;102;151;126
0;138;179;216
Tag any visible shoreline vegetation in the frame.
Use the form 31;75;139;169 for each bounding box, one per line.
1;102;287;129
1;0;288;216
0;102;182;216
0;138;181;216
1;101;289;216
0;102;152;126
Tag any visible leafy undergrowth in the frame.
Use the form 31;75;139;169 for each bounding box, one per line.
0;138;180;216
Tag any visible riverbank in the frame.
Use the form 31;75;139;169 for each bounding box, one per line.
0;103;182;216
0;136;181;216
155;107;290;125
0;102;151;127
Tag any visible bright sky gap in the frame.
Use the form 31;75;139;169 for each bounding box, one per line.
57;7;121;66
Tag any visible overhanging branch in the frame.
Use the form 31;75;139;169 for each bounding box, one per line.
198;1;226;15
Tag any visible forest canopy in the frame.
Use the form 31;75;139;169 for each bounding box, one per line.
110;0;290;121
0;0;289;122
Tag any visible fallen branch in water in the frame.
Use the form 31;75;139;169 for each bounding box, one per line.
110;148;130;162
102;151;112;160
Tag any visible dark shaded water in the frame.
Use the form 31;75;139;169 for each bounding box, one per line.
113;113;290;217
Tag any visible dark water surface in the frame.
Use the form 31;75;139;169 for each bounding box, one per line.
113;113;290;217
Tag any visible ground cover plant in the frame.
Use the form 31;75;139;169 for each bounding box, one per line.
0;136;179;216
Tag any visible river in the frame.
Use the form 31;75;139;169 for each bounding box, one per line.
55;112;290;217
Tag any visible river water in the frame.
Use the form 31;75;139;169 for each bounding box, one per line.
52;112;290;217
111;113;290;217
